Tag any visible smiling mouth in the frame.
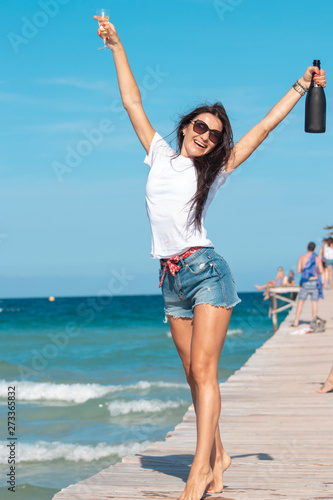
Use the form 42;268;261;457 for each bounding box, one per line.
194;139;207;150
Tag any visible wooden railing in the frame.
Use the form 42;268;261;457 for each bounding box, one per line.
268;286;300;331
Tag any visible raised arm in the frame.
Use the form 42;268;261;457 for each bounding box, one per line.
95;18;155;154
225;67;326;172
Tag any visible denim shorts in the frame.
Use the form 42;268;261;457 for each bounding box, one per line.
326;259;333;266
159;247;241;319
298;280;319;301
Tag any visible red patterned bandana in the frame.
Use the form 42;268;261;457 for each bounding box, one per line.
159;247;202;288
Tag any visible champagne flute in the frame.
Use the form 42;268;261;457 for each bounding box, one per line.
96;8;110;50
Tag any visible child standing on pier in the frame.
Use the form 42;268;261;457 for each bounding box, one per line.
94;18;326;500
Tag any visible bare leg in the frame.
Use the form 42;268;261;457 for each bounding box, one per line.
263;283;272;300
177;304;232;500
255;284;267;291
169;316;231;495
326;266;333;288
291;299;305;327
311;300;318;320
207;426;232;493
317;365;333;393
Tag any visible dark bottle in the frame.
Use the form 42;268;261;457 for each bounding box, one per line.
305;59;326;133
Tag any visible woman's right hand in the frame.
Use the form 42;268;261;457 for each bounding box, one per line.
93;17;120;49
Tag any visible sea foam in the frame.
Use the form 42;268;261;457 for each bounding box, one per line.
108;398;187;416
0;440;152;463
0;379;188;404
227;328;243;335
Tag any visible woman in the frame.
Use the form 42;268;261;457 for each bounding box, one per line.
323;237;333;289
95;18;326;500
319;238;328;287
255;266;286;299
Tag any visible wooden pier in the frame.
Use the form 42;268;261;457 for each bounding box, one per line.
53;290;333;500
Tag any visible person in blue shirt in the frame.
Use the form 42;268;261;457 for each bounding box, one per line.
292;242;324;327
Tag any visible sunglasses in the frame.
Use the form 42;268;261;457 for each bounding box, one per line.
190;120;223;144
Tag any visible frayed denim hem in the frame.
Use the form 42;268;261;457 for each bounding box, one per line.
164;297;241;321
164;310;193;321
194;297;241;311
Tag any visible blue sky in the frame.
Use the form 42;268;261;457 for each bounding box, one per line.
1;0;332;298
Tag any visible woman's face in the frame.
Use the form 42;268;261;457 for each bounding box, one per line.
180;113;223;158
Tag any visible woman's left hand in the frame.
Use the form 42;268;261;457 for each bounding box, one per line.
301;66;326;89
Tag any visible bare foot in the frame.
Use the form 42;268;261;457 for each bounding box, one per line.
255;285;261;290
178;465;213;500
263;295;269;301
316;379;333;393
207;452;232;494
291;323;298;327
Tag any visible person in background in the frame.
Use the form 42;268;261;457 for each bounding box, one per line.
323;237;333;289
291;242;323;327
317;365;333;394
319;238;328;287
255;267;286;300
283;270;295;286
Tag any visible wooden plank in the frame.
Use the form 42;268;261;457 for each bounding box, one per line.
53;290;333;500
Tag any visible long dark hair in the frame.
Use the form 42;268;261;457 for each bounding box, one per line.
176;102;234;230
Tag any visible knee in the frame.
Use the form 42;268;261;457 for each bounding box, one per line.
190;360;216;387
183;364;195;387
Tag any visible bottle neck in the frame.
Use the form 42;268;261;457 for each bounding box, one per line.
312;60;321;87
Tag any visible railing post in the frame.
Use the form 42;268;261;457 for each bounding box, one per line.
271;293;278;332
268;287;299;332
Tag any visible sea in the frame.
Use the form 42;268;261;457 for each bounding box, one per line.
0;293;284;500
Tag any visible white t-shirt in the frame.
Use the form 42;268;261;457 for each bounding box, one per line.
324;243;333;260
144;132;233;259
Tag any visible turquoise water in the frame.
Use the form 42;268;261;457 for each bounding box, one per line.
0;293;278;500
